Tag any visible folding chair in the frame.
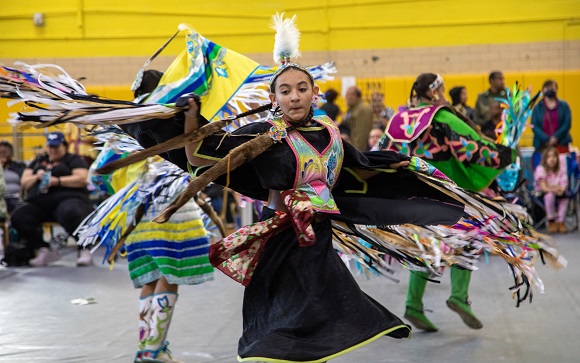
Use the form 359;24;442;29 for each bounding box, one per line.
565;151;580;231
42;222;70;250
0;220;10;252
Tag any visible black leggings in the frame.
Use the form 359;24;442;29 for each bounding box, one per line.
10;198;94;250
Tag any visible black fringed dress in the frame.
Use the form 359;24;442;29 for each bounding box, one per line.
181;115;464;362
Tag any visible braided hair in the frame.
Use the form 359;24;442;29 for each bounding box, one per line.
409;73;438;102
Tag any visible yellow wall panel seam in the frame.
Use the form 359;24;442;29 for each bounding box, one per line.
284;0;441;12
83;8;271;19
0;11;77;19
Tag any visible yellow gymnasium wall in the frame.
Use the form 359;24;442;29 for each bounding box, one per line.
316;69;580;148
1;0;579;160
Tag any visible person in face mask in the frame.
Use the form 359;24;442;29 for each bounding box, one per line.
531;79;572;154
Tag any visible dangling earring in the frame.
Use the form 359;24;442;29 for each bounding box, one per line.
270;102;282;117
312;95;318;104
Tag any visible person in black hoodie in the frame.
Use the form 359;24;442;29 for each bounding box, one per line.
11;132;94;267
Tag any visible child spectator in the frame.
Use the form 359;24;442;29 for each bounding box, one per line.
534;146;569;233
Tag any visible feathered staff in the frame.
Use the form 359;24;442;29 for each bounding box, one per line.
495;82;541;148
493;83;541;192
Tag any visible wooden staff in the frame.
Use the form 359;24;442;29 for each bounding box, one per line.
153;133;275;223
96;118;231;174
194;194;228;238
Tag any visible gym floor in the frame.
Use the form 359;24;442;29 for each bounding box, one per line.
0;232;577;363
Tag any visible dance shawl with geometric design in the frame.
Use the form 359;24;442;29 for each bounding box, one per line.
380;104;516;192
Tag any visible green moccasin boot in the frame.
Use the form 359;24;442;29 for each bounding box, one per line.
404;271;438;332
404;306;439;332
447;267;483;329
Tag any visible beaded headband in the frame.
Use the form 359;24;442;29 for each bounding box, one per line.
269;62;314;87
429;74;444;90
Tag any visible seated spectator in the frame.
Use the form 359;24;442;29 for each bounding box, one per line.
534;146;569;234
367;127;384;151
531;79;572;154
11;132;95;267
449;86;476;123
480;101;503;140
319;88;342;121
371;91;395;129
0;140;27;213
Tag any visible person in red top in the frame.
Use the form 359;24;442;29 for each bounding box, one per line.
531;79;572;153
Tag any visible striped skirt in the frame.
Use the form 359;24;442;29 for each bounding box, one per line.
125;200;214;288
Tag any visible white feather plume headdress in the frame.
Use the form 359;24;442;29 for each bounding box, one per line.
271;12;301;65
269;13;312;85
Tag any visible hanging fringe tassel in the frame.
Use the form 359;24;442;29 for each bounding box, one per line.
331;165;566;305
